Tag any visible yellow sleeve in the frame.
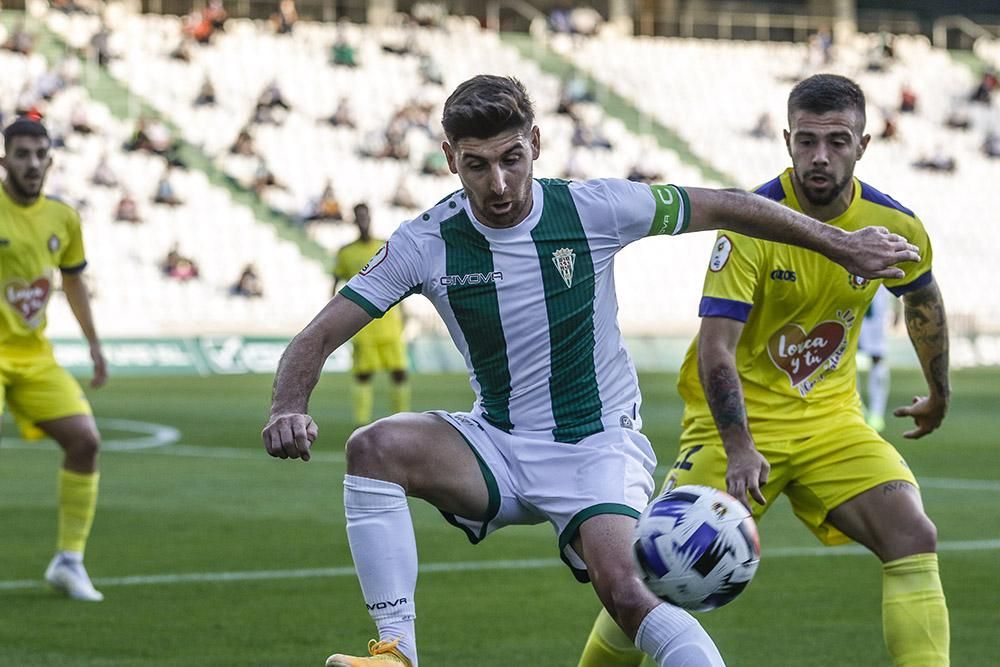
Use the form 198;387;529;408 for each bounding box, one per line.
883;216;933;296
698;232;764;321
59;207;87;272
332;248;352;281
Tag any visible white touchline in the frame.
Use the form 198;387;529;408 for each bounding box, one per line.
1;540;999;592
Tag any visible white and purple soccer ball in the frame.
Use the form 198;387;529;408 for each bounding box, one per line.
632;485;761;612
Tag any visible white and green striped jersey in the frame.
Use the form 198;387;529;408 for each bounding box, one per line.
341;178;690;443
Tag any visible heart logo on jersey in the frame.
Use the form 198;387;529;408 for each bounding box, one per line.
766;321;846;386
4;277;51;327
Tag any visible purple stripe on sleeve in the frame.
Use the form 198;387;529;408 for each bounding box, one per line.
699;296;753;322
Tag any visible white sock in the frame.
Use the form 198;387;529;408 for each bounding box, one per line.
635;603;726;667
868;360;890;420
344;474;419;665
58;550;83;564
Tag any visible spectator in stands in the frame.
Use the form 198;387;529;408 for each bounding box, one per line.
325;97;356;129
867;32;895;72
626;162;661;185
303;180;344;222
194;78;217;107
154;166;183;206
389;175;419;209
750;112;775;139
2;23;34;55
880;113;898;141
163;245;199;281
253;81;291;125
548;0;573;35
183;8;214;44
91;154;118;188
912;148;956;173
382;24;419;57
899;84;917;113
982;131;1000;159
944;105;971;131
271;0;298;35
970;70;998;104
114;192;141;224
229;127;257;156
419;55;444;86
36;68;66;101
170;39;193;62
251;158;285;195
231;264;264;297
90;23;112;68
205;0;228;32
569;6;602;37
557;72;595;115
571;117;612;150
70;103;94;135
421;149;449;177
330;26;359;68
15;84;42;117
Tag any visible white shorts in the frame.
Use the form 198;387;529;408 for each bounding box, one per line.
859;287;889;358
432;410;656;582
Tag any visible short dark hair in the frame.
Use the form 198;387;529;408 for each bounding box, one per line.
2;116;50;150
788;74;866;131
441;75;534;142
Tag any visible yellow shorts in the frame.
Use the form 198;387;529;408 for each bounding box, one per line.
0;351;92;439
664;416;917;546
352;338;407;375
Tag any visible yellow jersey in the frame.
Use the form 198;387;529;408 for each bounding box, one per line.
0;186;86;355
678;168;933;441
334;238;403;343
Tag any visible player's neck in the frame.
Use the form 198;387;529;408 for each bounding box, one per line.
790;179;854;222
2;179;41;207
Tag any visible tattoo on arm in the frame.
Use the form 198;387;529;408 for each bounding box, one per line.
703;366;748;432
903;281;950;398
882;481;916;496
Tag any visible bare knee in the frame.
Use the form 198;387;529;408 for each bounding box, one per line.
61;429;101;472
345;420;409;485
591;569;659;639
882;513;938;561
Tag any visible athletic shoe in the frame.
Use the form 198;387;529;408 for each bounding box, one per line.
44;553;104;601
325;639;412;666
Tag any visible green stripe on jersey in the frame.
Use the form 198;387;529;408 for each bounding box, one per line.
533;180;603;444
648;184;690;236
440;211;513;432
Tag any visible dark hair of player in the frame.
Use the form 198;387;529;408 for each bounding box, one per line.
788;74;866;131
2;115;50;151
441;75;534;142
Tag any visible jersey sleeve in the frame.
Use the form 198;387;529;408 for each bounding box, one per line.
603;179;692;246
882;216;934;296
339;228;422;319
698;232;764;322
59;207;87;273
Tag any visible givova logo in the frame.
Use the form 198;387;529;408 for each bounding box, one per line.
440;271;503;286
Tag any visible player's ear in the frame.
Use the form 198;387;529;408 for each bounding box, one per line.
783;129;792;156
857;133;871;160
530;125;540;160
442;140;458;174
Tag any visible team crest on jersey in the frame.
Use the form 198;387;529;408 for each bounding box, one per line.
4;276;51;327
552;247;576;288
48;234;60;253
848;273;869;290
359;243;388;276
709;236;732;272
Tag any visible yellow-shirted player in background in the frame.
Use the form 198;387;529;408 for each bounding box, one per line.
580;74;950;666
332;203;410;426
1;117;107;601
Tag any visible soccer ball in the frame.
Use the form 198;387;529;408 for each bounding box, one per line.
632;485;760;612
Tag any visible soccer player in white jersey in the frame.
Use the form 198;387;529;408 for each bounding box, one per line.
859;285;899;432
261;75;920;667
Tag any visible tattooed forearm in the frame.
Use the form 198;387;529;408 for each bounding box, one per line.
703;365;748;432
903;280;950;399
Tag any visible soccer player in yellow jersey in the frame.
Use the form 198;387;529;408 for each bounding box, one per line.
580;74;950;666
332;203;410;426
1;117;107;601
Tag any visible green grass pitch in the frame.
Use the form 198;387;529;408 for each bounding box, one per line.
1;369;998;665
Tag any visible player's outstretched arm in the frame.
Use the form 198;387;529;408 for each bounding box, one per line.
894;277;950;438
683;187;920;279
698;316;770;507
61;272;107;388
263;295;372;460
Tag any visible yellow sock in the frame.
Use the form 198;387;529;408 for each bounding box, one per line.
58;469;100;554
352;380;374;426
390;381;410;414
578;607;645;667
883;553;950;667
